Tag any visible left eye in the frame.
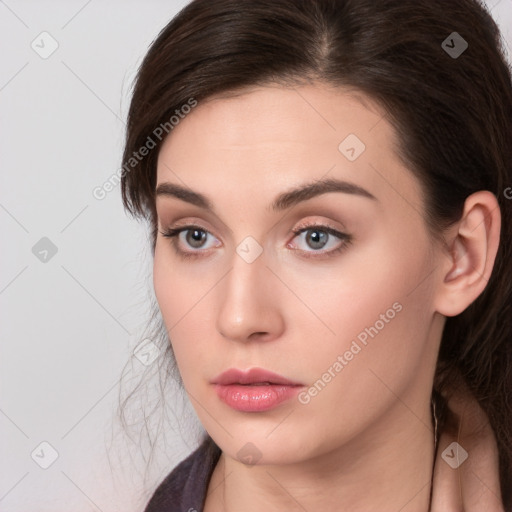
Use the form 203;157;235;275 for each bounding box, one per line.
289;225;350;253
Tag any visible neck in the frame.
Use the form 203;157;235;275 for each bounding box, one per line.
205;398;435;512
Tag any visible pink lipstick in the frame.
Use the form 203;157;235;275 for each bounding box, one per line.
211;368;303;412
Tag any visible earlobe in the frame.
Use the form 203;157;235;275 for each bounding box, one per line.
434;191;501;317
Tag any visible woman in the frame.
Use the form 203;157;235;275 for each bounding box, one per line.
119;0;512;510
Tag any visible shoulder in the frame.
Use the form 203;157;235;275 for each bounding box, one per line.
143;435;221;512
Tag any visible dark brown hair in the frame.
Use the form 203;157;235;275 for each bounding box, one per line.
119;0;512;505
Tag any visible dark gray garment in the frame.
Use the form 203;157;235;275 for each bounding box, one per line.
144;435;221;512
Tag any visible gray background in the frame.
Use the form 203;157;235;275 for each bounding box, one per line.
1;0;511;510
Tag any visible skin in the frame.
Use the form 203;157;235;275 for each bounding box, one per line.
433;382;504;511
152;82;502;511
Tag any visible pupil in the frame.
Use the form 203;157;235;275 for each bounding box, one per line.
307;230;326;249
188;229;206;247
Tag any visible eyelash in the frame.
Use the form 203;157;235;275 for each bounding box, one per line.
159;223;352;260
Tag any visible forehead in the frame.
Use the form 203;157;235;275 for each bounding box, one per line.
160;83;386;155
156;83;424;217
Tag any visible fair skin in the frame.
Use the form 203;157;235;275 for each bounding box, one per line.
432;383;504;511
153;83;501;511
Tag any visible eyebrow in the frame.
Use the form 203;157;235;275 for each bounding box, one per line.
155;177;377;213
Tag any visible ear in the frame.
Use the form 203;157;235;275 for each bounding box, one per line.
434;191;501;317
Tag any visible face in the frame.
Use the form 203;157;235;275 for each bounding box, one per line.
153;83;445;465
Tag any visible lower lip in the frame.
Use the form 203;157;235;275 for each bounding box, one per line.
214;384;302;412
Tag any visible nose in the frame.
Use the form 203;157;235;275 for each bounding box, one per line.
216;248;285;343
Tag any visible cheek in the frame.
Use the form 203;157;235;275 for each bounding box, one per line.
292;228;436;428
153;247;204;368
288;225;433;350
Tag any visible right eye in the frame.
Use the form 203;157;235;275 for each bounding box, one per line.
159;225;222;259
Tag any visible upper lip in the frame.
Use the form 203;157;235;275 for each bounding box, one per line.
211;368;303;386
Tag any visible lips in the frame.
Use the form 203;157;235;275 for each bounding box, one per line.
211;368;304;412
211;367;302;386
